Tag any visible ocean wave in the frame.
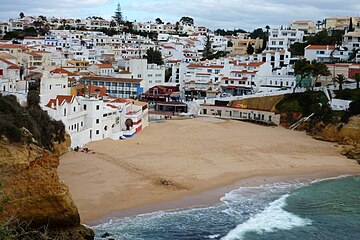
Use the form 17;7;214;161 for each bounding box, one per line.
310;174;353;184
221;194;312;240
220;182;305;205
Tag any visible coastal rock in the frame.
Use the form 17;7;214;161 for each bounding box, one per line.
53;133;71;156
340;145;355;155
312;116;360;143
0;141;94;239
345;147;360;162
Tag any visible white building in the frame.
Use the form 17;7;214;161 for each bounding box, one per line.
129;58;165;92
40;72;71;105
267;29;304;51
304;45;349;62
0;57;21;92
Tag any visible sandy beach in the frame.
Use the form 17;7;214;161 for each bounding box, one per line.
58;117;360;224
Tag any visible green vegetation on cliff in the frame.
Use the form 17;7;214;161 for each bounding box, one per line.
276;91;342;126
276;90;360;127
338;89;360;122
0;92;65;151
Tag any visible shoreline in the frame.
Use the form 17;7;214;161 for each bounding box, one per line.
58;118;360;226
87;170;359;226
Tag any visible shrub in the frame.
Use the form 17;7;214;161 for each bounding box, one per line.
0;94;65;151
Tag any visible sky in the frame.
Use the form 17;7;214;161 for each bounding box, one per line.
1;0;360;31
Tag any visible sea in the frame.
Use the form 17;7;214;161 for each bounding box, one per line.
93;175;360;240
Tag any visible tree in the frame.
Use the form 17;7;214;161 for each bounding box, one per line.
202;34;213;60
316;20;322;29
110;20;117;28
354;73;360;89
33;21;43;30
19;12;25;19
155;18;164;24
336;74;346;90
145;48;163;65
113;2;123;25
179;16;194;25
289;42;308;56
246;44;254;55
264;25;270;49
75;19;81;24
311;60;331;88
293;59;313;92
27;91;40;108
349;17;354;32
60;19;67;29
174;21;180;33
250;28;265;40
38;15;47;22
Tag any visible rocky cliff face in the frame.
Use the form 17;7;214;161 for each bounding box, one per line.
0;141;94;240
311;116;360;162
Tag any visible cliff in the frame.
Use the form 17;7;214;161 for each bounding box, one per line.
0;140;94;239
310;116;360;162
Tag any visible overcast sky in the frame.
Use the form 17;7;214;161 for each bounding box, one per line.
1;0;360;31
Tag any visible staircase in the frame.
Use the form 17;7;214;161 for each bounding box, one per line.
289;113;315;130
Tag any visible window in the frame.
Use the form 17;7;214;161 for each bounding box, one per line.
96;119;100;124
83;104;87;110
96;130;100;135
96;105;100;110
0;69;3;75
64;108;66;116
73;107;76;112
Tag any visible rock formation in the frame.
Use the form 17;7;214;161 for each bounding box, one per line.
0;140;94;240
310;116;360;163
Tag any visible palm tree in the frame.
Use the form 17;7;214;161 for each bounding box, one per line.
336;74;346;90
264;25;270;50
354;73;360;89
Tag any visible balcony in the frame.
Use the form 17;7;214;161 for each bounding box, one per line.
68;110;87;120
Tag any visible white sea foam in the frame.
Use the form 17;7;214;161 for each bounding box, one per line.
310;174;353;184
208;234;221;239
220;182;305;204
221;194;312;240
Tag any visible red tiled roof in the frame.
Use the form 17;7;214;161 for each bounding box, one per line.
0;57;21;69
50;68;79;77
0;44;27;50
110;98;127;103
305;45;336;50
89;85;106;97
187;63;224;69
95;64;113;68
106;104;118;109
24;52;42;57
45;95;74;108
